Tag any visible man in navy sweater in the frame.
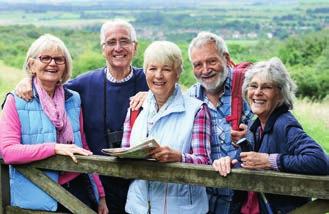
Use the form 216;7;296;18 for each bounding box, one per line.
67;20;148;214
15;19;148;214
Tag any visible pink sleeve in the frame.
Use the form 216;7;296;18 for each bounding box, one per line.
92;174;105;198
0;95;56;164
79;110;105;198
121;109;131;148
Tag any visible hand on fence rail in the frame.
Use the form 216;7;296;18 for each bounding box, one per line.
55;144;93;163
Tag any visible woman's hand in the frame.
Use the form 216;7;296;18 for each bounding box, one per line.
129;91;148;111
231;123;248;146
54;144;92;163
240;152;271;170
213;156;238;177
98;197;109;214
149;146;182;163
15;77;33;101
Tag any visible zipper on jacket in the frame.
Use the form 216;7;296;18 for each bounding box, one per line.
163;183;168;214
148;181;151;214
189;185;192;204
148;201;151;214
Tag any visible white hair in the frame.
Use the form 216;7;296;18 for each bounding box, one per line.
188;31;229;62
100;19;137;45
242;57;297;109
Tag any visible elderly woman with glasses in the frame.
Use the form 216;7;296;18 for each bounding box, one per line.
121;41;211;214
0;34;108;213
212;57;329;213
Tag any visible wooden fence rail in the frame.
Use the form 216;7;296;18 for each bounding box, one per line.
1;155;329;214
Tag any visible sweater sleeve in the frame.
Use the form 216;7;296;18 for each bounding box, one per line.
79;111;105;197
0;95;56;164
80;110;91;151
65;77;80;92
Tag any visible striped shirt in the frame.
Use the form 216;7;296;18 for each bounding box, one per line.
105;66;134;83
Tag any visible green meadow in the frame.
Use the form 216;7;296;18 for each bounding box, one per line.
0;0;327;152
0;61;328;153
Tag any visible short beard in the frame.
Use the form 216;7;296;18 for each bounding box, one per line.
198;66;228;94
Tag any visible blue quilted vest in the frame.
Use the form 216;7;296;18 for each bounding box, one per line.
126;86;209;214
10;88;82;211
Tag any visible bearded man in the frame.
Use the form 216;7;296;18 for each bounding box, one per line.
187;31;253;214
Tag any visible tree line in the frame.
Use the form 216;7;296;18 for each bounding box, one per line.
0;25;328;100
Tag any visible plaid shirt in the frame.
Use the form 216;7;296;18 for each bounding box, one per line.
187;68;253;214
122;90;211;164
186;68;253;161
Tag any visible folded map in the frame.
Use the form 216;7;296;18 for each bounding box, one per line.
101;138;159;159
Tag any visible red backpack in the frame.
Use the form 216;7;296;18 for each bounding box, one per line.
129;108;142;128
226;61;253;131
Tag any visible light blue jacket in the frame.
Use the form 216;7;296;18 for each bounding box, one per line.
10;89;82;211
125;85;209;214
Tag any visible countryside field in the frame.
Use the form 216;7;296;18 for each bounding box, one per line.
0;61;24;104
0;62;328;153
0;0;327;151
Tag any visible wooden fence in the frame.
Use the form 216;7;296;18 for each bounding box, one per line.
1;155;329;214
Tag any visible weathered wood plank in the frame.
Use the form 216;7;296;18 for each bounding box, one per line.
0;163;10;214
28;155;329;200
289;199;329;214
5;206;68;214
15;166;96;214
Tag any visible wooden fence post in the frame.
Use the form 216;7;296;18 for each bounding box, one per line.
15;166;96;214
0;162;10;214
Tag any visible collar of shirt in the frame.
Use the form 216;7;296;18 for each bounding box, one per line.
145;84;180;135
105;66;134;83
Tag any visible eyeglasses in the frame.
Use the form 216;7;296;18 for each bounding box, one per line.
37;55;66;65
248;83;278;93
103;38;133;48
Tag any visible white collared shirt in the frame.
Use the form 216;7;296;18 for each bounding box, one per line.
105;67;134;83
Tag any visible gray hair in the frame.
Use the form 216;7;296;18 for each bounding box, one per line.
100;19;137;45
143;41;183;76
188;31;229;62
242;57;297;109
23;34;72;83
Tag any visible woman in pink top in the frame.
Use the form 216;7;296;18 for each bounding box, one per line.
0;34;108;213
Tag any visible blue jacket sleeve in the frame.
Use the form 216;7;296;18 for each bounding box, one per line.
278;123;329;175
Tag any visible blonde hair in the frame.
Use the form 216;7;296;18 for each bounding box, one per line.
143;41;183;75
23;34;72;83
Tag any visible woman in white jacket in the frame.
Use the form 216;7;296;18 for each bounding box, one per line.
121;41;212;214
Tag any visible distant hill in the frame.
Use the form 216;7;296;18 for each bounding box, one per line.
0;0;327;41
0;0;305;9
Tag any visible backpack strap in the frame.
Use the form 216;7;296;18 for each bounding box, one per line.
226;62;252;130
130;108;142;128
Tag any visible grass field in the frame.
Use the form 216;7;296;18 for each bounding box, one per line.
293;99;329;153
0;61;24;105
0;62;328;153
